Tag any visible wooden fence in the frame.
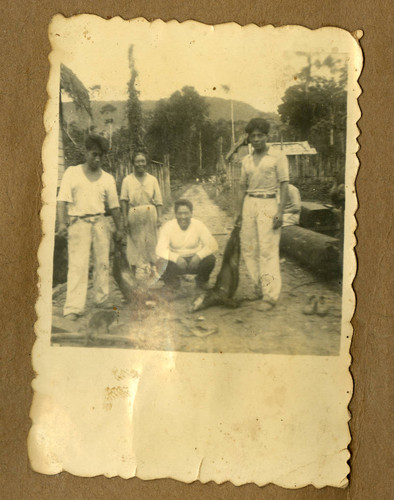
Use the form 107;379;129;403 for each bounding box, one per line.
221;153;344;197
148;155;172;204
288;154;345;183
113;155;172;205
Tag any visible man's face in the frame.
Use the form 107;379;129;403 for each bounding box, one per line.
134;154;147;175
175;205;192;230
249;129;268;152
86;145;103;170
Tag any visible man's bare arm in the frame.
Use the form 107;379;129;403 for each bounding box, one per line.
156;205;162;226
273;181;289;229
120;200;128;229
110;207;122;231
57;201;68;237
236;183;247;219
110;207;124;242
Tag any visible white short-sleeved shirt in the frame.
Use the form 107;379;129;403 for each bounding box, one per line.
240;149;289;195
156;218;218;263
120;173;163;207
283;184;301;227
284;184;301;213
57;165;120;216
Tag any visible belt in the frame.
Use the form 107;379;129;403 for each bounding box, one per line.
248;193;276;199
72;213;103;219
68;213;103;226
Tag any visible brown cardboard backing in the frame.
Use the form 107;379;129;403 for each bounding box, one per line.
0;1;392;498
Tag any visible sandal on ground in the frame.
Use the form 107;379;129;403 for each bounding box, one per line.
302;295;318;315
316;295;329;316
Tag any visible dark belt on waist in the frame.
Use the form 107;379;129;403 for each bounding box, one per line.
248;193;276;199
73;213;103;219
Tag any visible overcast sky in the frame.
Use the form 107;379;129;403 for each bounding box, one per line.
50;16;350;113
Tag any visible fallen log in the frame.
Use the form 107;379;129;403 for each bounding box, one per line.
280;225;341;276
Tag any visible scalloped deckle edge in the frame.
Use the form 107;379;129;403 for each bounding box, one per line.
29;16;362;488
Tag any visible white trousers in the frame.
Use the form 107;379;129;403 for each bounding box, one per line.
63;216;110;316
241;196;282;303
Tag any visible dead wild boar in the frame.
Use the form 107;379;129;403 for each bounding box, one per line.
191;224;241;312
112;239;138;303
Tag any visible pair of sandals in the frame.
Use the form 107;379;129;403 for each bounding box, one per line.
302;295;329;316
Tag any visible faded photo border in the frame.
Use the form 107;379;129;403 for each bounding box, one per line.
28;17;362;487
1;2;392;499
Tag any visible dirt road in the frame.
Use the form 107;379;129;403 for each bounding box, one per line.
52;185;342;355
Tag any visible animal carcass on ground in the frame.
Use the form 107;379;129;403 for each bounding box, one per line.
112;239;138;303
191;223;241;312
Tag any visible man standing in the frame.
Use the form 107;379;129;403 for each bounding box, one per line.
57;134;123;320
237;118;289;310
282;184;301;227
156;199;218;291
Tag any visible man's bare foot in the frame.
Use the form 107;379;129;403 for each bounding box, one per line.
257;300;275;312
64;313;79;321
254;283;263;300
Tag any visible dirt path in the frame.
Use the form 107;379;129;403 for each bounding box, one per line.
52;185;342;355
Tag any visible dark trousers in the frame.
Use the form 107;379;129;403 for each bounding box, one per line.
161;254;216;287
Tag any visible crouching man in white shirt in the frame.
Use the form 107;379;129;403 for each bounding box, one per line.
156;199;218;291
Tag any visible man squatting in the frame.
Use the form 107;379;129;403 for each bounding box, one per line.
237;118;289;311
57;134;123;320
156;198;218;291
58;117;289;318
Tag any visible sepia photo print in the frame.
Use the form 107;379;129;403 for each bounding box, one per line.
30;17;361;486
50;21;350;356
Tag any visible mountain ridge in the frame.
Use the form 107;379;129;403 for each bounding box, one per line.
63;96;280;131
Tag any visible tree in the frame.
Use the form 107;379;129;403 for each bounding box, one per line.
278;55;347;158
145;86;209;179
127;45;144;155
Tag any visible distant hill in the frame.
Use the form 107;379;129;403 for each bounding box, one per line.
203;96;269;122
62;97;280;132
140;96;275;123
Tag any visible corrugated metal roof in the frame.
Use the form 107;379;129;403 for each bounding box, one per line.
267;141;317;155
226;137;317;161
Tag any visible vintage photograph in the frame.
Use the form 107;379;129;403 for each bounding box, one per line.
50;20;349;356
30;17;361;485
